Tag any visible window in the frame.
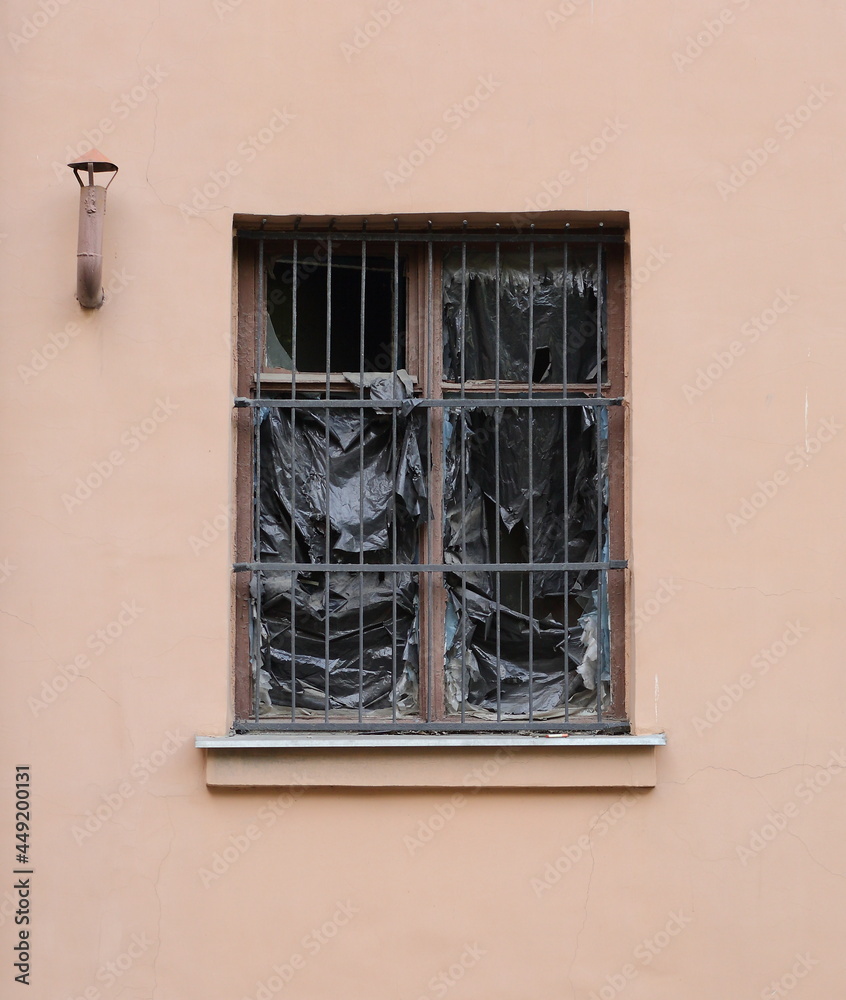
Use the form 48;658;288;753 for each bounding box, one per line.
233;215;627;733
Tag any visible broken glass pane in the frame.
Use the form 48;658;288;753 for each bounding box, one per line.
265;253;407;372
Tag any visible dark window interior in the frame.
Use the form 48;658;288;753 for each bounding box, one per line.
266;255;407;372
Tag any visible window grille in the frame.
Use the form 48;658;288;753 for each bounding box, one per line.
234;220;627;732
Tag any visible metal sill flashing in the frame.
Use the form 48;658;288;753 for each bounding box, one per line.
198;732;665;788
197;733;665;749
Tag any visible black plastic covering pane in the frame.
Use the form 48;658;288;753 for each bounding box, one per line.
442;404;608;715
256;374;427;713
442;248;605;383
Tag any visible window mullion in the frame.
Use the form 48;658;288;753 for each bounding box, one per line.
423;242;447;722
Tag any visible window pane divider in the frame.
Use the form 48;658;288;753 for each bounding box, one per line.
235;396;624;409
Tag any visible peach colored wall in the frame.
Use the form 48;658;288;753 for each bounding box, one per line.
2;0;845;997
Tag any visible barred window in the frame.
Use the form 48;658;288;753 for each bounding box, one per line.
234;216;627;733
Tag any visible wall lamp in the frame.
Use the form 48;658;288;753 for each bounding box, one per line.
67;148;118;309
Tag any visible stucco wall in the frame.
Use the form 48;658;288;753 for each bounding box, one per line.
2;1;845;997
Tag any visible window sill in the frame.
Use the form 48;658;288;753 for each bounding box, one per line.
196;733;665;788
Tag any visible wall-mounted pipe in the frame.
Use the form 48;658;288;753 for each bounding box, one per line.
67;149;118;309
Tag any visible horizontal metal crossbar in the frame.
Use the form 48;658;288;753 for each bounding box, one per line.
233;561;627;573
238;229;626;245
236;396;623;409
234;720;630;733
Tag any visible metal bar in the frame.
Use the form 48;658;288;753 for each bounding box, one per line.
253;236;265;724
239;229;627;245
290;242;298;387
290;240;298;721
426;240;434;724
425;388;433;724
527;239;534;723
459;238;467;725
594;412;603;723
235;560;627;573
597;566;607;722
595;243;605;721
391;238;399;723
324;238;332;723
562;245;570;721
494;238;502;722
325;238;333;393
358;236;366;723
237;396;624;409
596;243;604;398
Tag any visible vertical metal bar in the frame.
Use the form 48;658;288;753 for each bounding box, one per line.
527;237;535;723
595;242;604;720
324;238;333;722
459;236;467;724
597;561;606;722
494;235;502;721
596;243;604;398
290;240;298;721
425;403;432;722
562;243;570;721
426;239;434;723
391;237;399;721
358;236;366;722
253;237;265;724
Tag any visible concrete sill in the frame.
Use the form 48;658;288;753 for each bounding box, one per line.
197;733;665;788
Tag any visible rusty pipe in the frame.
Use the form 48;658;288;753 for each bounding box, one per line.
67;150;118;309
76;182;106;308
